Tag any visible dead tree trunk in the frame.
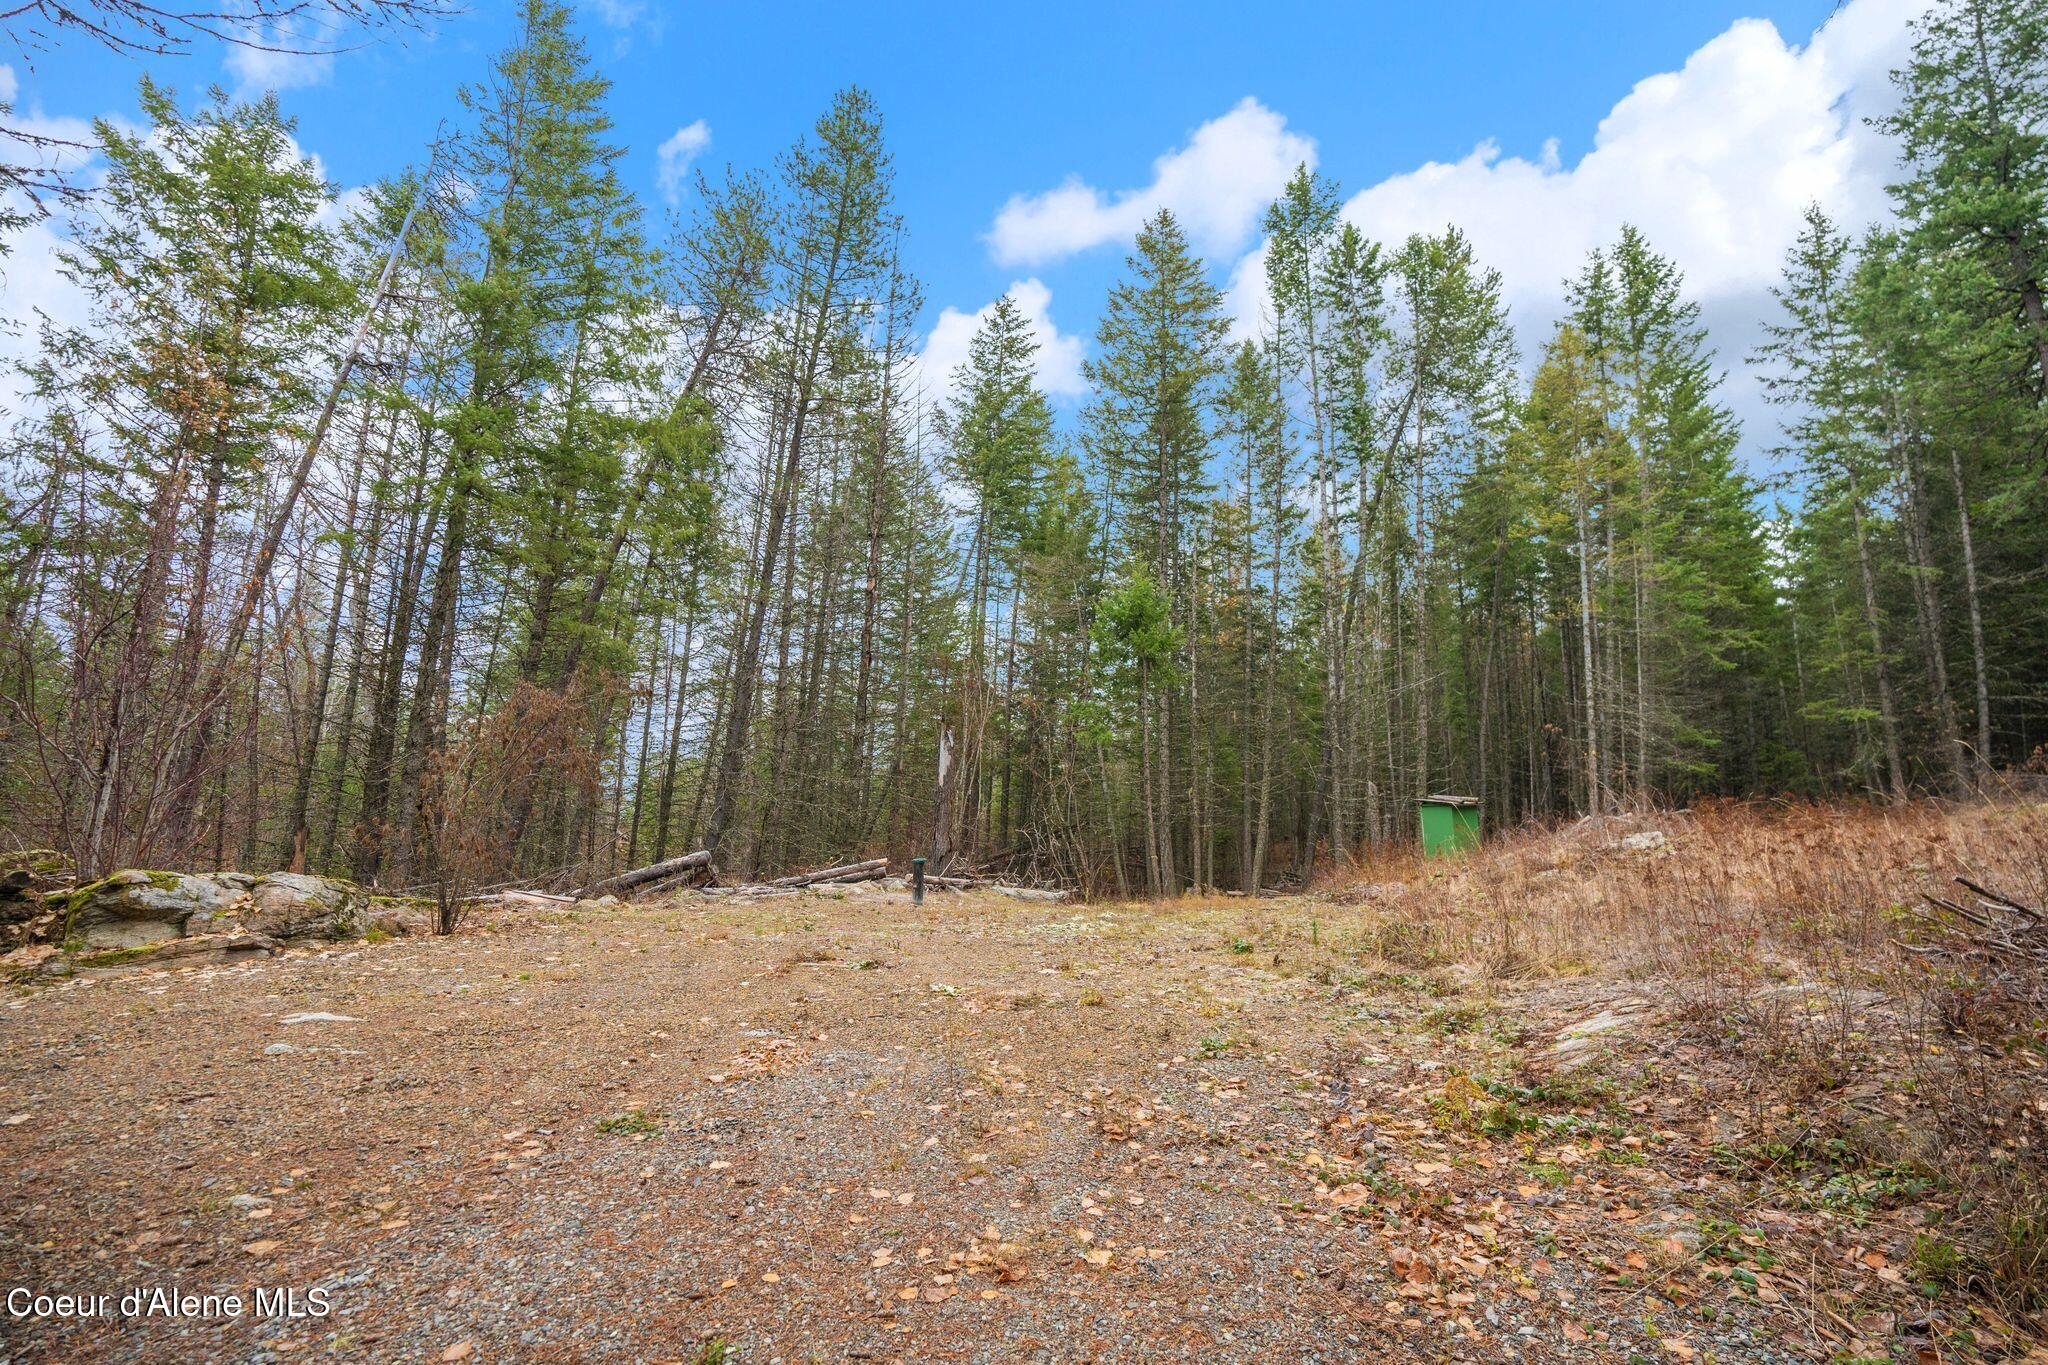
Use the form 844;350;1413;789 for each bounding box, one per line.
580;848;713;898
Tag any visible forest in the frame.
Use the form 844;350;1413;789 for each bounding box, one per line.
1;0;2044;899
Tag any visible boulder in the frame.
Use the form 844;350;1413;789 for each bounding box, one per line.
243;873;367;942
187;872;367;942
143;931;278;965
66;871;247;950
4;852;73;947
68;869;371;949
367;906;424;937
0;849;71;881
71;931;278;971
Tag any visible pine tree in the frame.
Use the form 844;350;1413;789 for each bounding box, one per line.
702;86;901;871
1881;0;2048;392
1215;339;1296;887
1755;206;1908;797
1084;209;1226;892
943;291;1054;858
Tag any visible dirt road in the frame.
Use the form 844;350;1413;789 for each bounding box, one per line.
0;887;1938;1361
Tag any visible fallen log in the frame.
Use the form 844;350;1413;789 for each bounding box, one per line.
770;858;887;889
987;883;1072;903
816;866;886;885
488;889;577;908
580;849;712;899
633;862;724;899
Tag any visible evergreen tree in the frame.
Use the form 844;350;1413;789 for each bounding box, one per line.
944;291;1055;857
1755;206;1910;797
1084;209;1226;891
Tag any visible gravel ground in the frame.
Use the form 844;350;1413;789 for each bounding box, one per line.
0;888;1982;1361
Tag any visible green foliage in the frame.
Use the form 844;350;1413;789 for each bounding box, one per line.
594;1109;661;1136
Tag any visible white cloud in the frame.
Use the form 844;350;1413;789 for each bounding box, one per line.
656;120;711;204
583;0;663;52
987;97;1314;267
1334;4;1914;317
0;66;102;412
222;23;337;95
0;62;98;169
315;182;375;234
915;278;1087;404
586;0;646;27
1219;0;1922;461
1221;239;1273;345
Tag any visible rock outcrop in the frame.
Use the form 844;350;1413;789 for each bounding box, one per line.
65;870;374;950
1;869;43;929
3;851;72;947
232;872;365;942
65;871;248;949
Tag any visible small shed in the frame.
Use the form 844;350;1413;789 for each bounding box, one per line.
1417;794;1481;858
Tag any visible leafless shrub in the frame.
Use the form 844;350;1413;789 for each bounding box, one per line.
418;681;610;936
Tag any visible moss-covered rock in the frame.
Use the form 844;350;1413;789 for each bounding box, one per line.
242;872;367;940
60;868;378;950
63;929;277;973
3;851;72;935
73;943;165;969
64;870;248;950
0;849;71;879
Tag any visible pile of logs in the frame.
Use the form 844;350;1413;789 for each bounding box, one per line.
577;849;716;899
769;858;888;888
488;852;1070;907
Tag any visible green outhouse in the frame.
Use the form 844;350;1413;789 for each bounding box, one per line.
1417;794;1481;858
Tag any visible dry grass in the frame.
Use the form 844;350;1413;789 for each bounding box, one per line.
1081;798;2047;1317
1319;796;2048;1315
1342;797;2043;980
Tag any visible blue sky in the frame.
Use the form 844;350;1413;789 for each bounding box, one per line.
4;0;1928;468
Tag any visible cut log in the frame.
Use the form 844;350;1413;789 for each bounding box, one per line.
635;860;723;899
987;884;1072;903
815;867;886;885
489;889;576;909
579;850;712;899
769;858;887;889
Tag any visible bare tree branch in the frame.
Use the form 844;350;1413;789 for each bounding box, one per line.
3;1;454;62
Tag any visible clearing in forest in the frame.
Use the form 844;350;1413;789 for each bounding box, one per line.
2;802;2044;1362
